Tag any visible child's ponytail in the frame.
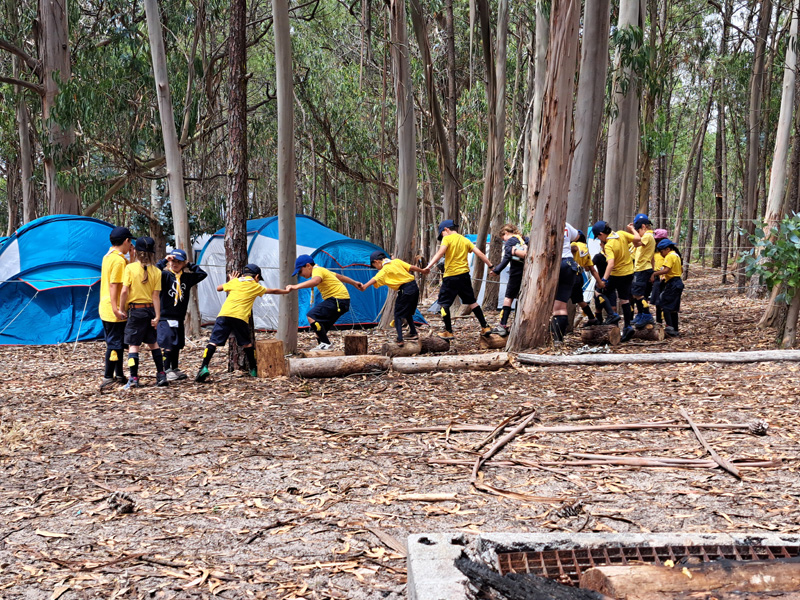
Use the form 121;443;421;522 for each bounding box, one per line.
138;251;155;284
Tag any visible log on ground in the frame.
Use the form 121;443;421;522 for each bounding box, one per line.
632;323;664;341
420;335;450;353
255;339;286;378
380;340;422;357
343;333;368;355
579;558;800;598
298;349;345;359
289;355;391;378
479;334;508;349
580;325;620;346
517;349;800;366
392;352;510;374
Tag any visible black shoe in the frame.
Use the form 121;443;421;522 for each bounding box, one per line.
156;372;169;387
664;326;679;337
620;326;635;342
604;313;621;325
583;318;600;328
114;375;128;385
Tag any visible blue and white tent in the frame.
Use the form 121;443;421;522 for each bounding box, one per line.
197;214;425;330
0;215;114;345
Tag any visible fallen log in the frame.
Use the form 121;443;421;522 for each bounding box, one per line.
392;352;511;374
632;323;664;341
479;334;508;349
580;325;620;346
380;335;450;357
289;355;390;378
255;339;287;378
579;558;800;598
420;335;451;353
343;333;368;355
517;349;800;366
680;406;741;479
298;349;345;359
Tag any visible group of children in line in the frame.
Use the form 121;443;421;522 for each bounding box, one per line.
99;215;684;388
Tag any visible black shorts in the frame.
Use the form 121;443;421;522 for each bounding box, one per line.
604;273;634;301
124;307;157;346
631;269;654;298
650;278;663;306
438;272;476;308
157;320;185;351
209;316;252;347
103;320;126;350
555;258;578;303
395;281;419;321
570;272;586;305
307;297;350;328
505;273;522;300
659;277;684;312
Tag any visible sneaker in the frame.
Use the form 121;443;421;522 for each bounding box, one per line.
405;333;419;341
491;324;510;337
604;313;621;325
123;376;140;390
395;339;405;347
438;331;455;339
313;342;333;351
480;326;493;337
620;326;635;342
156;372;169;387
114;375;128;385
195;366;210;383
100;377;116;391
166;369;179;382
249;368;258;377
664;326;679;337
173;368;188;381
635;313;654;329
582;318;600;328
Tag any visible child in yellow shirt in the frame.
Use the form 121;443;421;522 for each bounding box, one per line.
652;239;684;337
649;229;669;324
99;226;134;390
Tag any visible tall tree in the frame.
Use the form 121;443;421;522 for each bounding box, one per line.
508;0;580;351
273;0;298;352
526;0;550;214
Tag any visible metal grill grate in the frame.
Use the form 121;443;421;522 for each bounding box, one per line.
497;544;800;587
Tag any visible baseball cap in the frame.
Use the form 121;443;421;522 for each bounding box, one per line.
437;219;456;241
656;238;674;251
292;254;314;277
110;226;134;245
169;249;188;262
591;220;608;236
633;214;651;229
242;263;262;278
134;236;155;253
653;228;669;241
370;250;388;264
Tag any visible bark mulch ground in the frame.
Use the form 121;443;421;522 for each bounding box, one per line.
1;266;798;599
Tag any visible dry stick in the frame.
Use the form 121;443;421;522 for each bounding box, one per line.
471;407;535;452
679;406;742;479
471;411;539;482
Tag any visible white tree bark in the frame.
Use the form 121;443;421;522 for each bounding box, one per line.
566;0;611;229
273;0;298;352
143;0;191;253
526;0;550;218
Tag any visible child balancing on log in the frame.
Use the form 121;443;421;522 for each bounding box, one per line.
357;250;425;346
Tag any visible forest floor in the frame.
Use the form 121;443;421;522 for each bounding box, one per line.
2;265;799;600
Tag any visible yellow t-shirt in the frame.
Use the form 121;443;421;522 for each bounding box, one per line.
654;252;665;272
571;242;594;270
312;266;350;300
604;231;635;276
122;262;162;305
635;231;655;272
662;251;682;281
99;248;128;322
218;276;266;321
373;259;414;290
442;233;474;278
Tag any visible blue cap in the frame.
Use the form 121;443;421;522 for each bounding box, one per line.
134;236;155;253
591;221;608;236
110;226;133;244
634;214;651;229
370;250;388;264
656;238;674;250
169;249;188;262
437;219;456;241
292;254;314;277
242;263;262;278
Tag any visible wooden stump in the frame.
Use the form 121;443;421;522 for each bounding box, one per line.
420;335;450;353
344;333;369;355
392;352;510;374
580;325;620;346
289;355;391;378
632;323;665;341
380;340;422;357
255;339;287;378
299;349;345;359
479;334;508;349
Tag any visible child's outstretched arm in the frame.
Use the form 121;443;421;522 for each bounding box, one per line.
286;276;322;292
359;277;378;291
334;273;361;287
471;245;493;269
408;265;425;274
217;270;240;292
422;245;447;273
262;287;290;294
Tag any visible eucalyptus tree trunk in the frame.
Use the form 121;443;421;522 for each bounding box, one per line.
566;0;611;230
739;0;773;292
226;0;251;370
526;0;550;217
713;102;724;269
602;0;642;227
38;0;80;215
380;0;417;329
507;0;580;351
444;0;459;220
273;0;298;352
143;0;191;253
6;157;20;236
14;64;34;224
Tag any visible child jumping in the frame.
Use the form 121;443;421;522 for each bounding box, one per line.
286;254;361;351
157;249;207;381
422;220;493;339
99;226;134;390
488;223;528;336
653;238;684;337
359;250;424;345
119;237;166;389
196;264;287;382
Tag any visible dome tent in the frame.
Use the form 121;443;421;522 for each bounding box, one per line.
197;214;425;330
0;215;115;345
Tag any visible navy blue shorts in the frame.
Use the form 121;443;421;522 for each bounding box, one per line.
505;273;522;300
570;272;586;305
438;272;477;308
395;281;419;322
124;307;157;346
604;273;633;301
157;320;185;351
631;269;654;298
555;258;578;303
307;297;350;328
659;277;684;312
650;278;663;306
103;320;126;350
209;316;252;347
